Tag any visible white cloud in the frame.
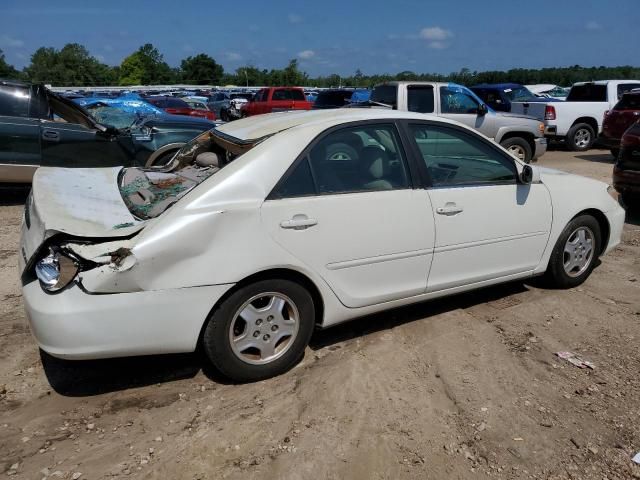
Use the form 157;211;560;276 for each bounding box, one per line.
419;26;453;41
297;49;315;59
225;52;242;61
0;35;25;48
418;26;454;49
585;21;602;31
288;13;302;24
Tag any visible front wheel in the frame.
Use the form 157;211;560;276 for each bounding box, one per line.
202;279;315;382
566;123;595;151
543;215;601;288
500;137;532;163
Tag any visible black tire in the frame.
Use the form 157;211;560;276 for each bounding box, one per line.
610;148;620;159
621;192;638;211
543;215;601;289
220;109;229;122
566;123;595;151
325;142;359;162
500;137;533;163
202;279;315;382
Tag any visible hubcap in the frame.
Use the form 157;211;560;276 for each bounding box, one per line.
574;128;591;148
229;292;299;365
507;145;526;161
563;227;594;277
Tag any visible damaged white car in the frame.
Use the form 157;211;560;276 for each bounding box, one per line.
20;109;625;382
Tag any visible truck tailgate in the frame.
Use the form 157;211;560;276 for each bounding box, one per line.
510;102;548;121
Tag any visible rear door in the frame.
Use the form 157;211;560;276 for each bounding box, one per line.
261;121;435;308
0;83;41;182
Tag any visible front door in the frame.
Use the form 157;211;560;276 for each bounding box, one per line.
406;122;552;292
261;122;435;308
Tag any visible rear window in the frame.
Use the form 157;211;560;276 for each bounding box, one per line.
617;84;640;99
407;85;434;113
371;85;398;106
272;89;306;101
314;91;352;107
567;84;607;102
502;86;535;101
614;93;640;110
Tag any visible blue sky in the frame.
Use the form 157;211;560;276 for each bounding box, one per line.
0;0;637;76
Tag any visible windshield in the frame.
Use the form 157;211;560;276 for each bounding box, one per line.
503;86;535;101
84;105;139;129
119;129;260;219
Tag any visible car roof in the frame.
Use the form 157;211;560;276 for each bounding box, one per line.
0;78;30;88
471;83;523;89
573;80;640;86
216;108;466;142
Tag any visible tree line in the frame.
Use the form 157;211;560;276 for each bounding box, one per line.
1;43;639;88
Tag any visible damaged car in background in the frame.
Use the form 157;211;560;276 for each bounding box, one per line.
20;109;624;382
0;80;217;184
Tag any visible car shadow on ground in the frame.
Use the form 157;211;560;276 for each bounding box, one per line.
0;185;30;206
41;281;532;396
575;153;616;164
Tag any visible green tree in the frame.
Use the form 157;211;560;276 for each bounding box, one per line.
0;49;21;79
118;43;176;85
180;53;223;85
24;44;114;86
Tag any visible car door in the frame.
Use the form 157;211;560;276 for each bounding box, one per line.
261;121;435;308
405;121;552;292
438;85;497;138
39;92;132;168
0;83;41;182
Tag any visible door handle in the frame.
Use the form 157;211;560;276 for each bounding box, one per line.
42;130;60;142
280;214;318;230
436;203;463;216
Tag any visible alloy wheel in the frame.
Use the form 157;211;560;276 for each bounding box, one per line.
563;226;594;277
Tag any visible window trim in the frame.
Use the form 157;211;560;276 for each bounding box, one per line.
399;120;519;189
266;119;418;201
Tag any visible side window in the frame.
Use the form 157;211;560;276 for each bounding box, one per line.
272;90;288;101
271;157;316;198
439;86;480;114
407;85;434;113
617;84;640;99
308;124;410;194
0;85;30;118
410;124;516;187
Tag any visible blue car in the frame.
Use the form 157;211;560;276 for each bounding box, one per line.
470;83;561;112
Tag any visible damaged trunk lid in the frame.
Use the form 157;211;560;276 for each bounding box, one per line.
21;167;145;269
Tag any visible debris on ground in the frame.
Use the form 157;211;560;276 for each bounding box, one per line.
555;351;595;369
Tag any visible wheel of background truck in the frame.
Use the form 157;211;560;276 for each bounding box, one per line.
202;279;315;382
621;192;637;211
566;123;595;151
500;137;532;163
543;215;601;289
610;148;620;159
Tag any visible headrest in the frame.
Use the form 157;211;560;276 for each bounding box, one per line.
360;146;389;179
195;151;220;168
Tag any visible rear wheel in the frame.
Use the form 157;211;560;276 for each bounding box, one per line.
544;215;601;288
500;137;532;163
610;148;620;159
202;279;315;382
566;123;595;151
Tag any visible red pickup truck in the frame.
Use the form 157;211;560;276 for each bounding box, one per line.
241;87;312;117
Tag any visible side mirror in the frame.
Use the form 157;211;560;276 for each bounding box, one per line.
477;103;488;116
520;164;533;184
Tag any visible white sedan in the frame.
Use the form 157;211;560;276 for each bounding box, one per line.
20;109;625;382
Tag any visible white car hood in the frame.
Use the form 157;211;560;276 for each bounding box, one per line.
21;167;145;267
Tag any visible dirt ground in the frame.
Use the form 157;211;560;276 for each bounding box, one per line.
1;148;639;480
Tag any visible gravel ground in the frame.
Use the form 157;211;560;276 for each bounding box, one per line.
1;148;639;480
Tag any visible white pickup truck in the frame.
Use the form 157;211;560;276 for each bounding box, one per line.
368;81;547;163
511;80;640;151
